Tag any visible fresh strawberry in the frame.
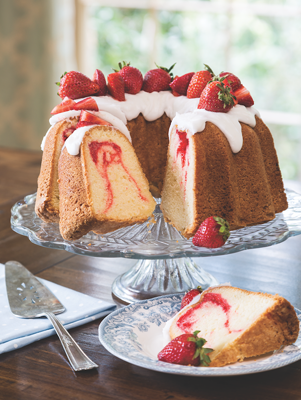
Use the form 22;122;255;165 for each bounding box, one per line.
142;63;175;93
73;97;99;111
187;65;214;99
51;97;76;114
192;216;230;248
115;61;143;94
76;110;113;128
92;69;107;96
170;72;194;96
57;71;100;100
107;72;125;101
198;81;236;113
233;85;254;107
219;72;242;92
180;286;203;309
158;331;213;366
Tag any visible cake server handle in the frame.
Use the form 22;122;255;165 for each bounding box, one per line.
44;311;98;371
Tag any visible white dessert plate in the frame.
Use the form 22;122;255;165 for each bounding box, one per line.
99;293;301;377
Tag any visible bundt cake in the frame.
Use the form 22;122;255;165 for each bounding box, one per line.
58;123;156;240
160;107;288;238
35;65;288;241
166;286;299;367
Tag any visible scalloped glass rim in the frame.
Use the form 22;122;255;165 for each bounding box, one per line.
10;189;301;260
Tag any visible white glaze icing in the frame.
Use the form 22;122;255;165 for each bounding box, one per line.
169;105;260;154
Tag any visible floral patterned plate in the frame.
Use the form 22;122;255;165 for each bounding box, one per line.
99;293;301;376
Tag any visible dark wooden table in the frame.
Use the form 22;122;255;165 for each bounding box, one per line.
1;146;301;400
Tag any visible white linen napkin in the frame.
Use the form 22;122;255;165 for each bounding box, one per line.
0;263;116;354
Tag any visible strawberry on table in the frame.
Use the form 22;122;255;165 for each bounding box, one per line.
158;331;213;366
180;286;203;309
219;71;242;92
76;110;113;129
198;80;236;113
92;69;107;96
170;72;194;96
233;85;254;107
187;65;214;99
107;72;126;101
192;216;230;248
51;97;77;114
57;71;100;100
142;63;175;93
115;61;143;94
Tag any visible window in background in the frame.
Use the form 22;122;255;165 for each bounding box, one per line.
76;0;301;181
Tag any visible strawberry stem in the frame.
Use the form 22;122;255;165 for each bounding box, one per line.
187;331;213;367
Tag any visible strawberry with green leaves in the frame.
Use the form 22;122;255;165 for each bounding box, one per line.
158;330;213;366
187;65;214;99
198;80;236;113
57;71;100;100
76;110;113;129
180;286;203;309
115;61;143;94
219;71;242;92
142;63;175;93
192;216;230;248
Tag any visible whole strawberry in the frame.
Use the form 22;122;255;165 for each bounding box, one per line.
107;72;125;101
198;80;236;113
180;286;203;309
92;69;107;96
192;216;230;248
187;65;214;99
170;72;194;96
142;63;175;93
116;61;143;94
219;71;242;92
158;330;213;366
57;71;100;100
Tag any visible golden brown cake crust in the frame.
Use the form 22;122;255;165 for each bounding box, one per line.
210;295;299;367
35;118;78;222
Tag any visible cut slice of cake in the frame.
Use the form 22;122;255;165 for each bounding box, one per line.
35;118;78;222
169;286;299;367
58;125;156;240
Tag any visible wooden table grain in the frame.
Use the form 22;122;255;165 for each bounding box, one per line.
1;146;301;400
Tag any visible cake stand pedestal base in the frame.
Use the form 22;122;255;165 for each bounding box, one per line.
111;257;218;304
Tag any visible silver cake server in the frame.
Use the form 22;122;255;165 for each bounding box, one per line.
5;261;98;371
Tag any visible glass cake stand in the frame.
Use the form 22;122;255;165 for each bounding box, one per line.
11;189;301;304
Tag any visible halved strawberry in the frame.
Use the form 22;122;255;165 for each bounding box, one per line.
187;65;214;99
219;72;242;92
233;85;254;107
170;72;194;96
107;72;125;101
73;97;99;111
51;97;76;115
92;69;107;96
76;110;113;129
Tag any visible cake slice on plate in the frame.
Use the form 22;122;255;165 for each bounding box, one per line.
169;286;299;367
